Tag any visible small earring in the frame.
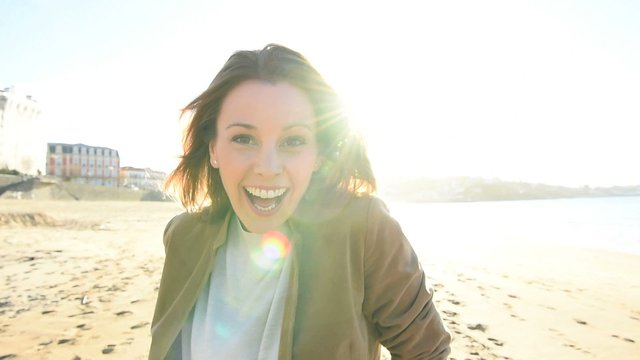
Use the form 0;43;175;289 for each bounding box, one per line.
212;160;218;168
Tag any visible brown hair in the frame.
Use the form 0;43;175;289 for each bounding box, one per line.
165;44;376;215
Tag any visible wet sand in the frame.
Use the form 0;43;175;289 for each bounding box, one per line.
1;199;638;359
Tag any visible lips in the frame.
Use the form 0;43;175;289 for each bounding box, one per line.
244;186;288;212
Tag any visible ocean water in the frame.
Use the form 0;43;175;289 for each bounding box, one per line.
386;196;640;256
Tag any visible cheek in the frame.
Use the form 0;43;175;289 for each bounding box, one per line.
216;154;245;187
218;148;251;169
290;154;319;180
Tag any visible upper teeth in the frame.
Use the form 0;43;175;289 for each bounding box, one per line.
245;187;286;199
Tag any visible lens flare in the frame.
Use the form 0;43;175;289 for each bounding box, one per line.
214;323;231;339
251;230;291;269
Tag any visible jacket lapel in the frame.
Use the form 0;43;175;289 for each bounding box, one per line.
150;210;232;360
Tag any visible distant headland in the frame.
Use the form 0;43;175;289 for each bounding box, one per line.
379;177;640;202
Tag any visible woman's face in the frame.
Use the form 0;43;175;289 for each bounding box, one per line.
209;80;320;233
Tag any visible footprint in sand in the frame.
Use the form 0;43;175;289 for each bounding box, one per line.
102;344;116;354
0;301;13;309
130;321;149;330
120;337;135;346
466;323;488;332
458;333;502;359
447;298;462;306
76;323;92;330
442;310;458;317
68;310;94;318
612;335;636;343
560;337;591;355
444;319;459;326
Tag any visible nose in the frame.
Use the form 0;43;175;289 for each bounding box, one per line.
254;145;282;177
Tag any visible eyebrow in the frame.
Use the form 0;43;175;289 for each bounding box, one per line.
225;122;314;131
225;123;255;130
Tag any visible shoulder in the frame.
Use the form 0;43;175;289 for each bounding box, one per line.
307;195;399;243
163;211;199;238
340;195;396;228
304;193;395;225
344;196;409;260
162;208;226;249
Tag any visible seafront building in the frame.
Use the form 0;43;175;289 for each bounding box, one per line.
46;143;120;187
119;166;166;191
0;87;43;174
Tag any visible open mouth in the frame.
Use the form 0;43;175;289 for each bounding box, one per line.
244;186;288;213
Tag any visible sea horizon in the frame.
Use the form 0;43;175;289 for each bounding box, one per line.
386;195;640;257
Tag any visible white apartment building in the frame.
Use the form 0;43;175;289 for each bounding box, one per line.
0;87;43;174
119;166;166;191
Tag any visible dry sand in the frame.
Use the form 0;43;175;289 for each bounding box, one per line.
1;199;638;359
1;200;181;359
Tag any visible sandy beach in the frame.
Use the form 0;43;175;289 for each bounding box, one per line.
1;199;638;359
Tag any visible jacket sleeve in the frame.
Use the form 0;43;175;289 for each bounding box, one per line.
362;198;451;360
150;213;191;360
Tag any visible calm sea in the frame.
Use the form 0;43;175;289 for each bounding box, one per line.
386;196;640;256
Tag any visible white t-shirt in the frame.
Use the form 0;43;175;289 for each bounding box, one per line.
181;215;292;359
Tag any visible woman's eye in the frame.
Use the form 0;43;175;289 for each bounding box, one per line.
282;136;307;147
231;135;255;145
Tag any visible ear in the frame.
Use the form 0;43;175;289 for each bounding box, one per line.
209;140;219;168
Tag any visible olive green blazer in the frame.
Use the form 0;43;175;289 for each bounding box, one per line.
149;195;451;359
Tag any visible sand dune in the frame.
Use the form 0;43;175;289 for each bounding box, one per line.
1;199;638;359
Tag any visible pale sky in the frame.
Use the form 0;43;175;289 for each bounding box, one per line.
2;0;639;187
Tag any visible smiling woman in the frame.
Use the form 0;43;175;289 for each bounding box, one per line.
151;44;451;359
